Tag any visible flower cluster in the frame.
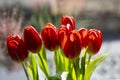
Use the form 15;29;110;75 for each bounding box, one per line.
7;26;42;62
6;16;106;80
41;16;102;59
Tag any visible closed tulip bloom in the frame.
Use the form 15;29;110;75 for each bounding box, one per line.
61;16;76;30
87;29;102;55
62;30;82;59
58;25;72;48
78;28;88;48
24;26;42;53
7;35;28;63
41;23;59;51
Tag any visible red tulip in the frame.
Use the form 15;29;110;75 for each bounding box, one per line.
24;26;42;53
41;23;59;51
7;34;28;63
61;16;76;30
78;28;88;49
87;29;102;55
58;25;72;48
62;30;82;59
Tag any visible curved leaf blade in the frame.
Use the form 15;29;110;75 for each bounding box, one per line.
85;54;108;80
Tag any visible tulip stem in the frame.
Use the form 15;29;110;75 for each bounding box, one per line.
87;55;92;65
73;59;79;80
81;48;87;80
21;62;30;80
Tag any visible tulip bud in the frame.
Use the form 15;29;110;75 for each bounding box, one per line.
62;30;82;59
24;26;42;53
58;25;71;48
7;35;28;63
87;29;102;55
61;16;76;30
41;23;59;51
78;28;88;49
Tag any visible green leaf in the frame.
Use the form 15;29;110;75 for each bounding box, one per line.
54;48;72;73
54;48;76;80
49;72;69;80
85;54;108;80
28;52;39;80
37;45;49;79
49;77;61;80
67;66;76;80
28;62;33;79
49;72;62;80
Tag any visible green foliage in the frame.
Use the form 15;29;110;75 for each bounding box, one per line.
26;47;108;80
28;52;39;80
20;42;108;80
53;48;108;80
54;48;72;73
84;54;108;80
37;45;50;79
31;6;61;31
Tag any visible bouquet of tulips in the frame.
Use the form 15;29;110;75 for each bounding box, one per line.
6;16;107;80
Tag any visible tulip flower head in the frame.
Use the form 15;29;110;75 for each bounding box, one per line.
41;23;59;51
78;28;88;49
58;25;72;48
61;16;76;30
62;30;82;59
87;29;102;55
7;34;28;63
59;16;76;48
24;26;42;53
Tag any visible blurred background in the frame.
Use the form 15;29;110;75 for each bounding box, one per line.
0;0;120;80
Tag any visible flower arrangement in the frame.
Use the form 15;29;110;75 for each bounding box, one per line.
6;16;107;80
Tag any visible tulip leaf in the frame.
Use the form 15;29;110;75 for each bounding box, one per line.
54;48;74;80
85;53;108;80
49;77;61;80
27;63;33;79
60;52;70;71
28;52;39;80
54;48;65;72
48;72;62;80
54;48;72;73
37;45;49;79
67;67;76;80
49;72;69;80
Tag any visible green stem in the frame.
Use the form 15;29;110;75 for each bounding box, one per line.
82;53;86;80
21;62;30;80
38;53;49;79
87;55;92;66
81;48;88;80
73;59;78;80
54;49;58;72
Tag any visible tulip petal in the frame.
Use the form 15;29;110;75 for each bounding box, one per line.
87;29;102;55
24;26;42;53
7;35;28;62
41;23;59;51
